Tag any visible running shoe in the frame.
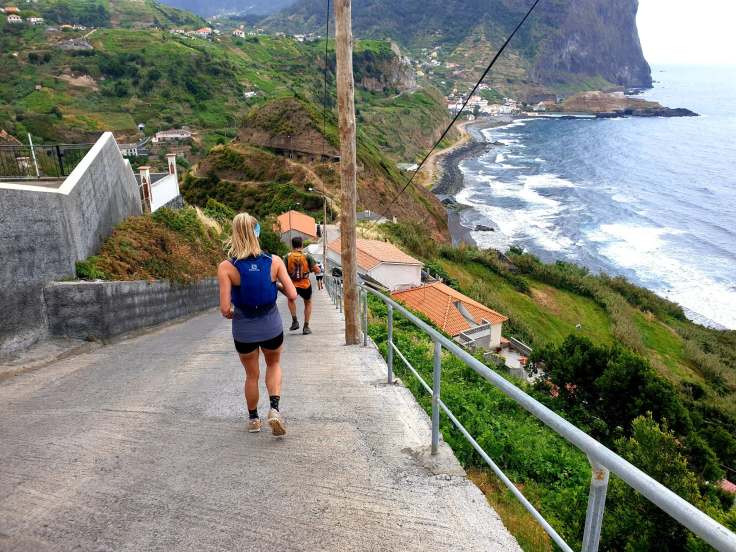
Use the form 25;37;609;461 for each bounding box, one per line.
248;418;262;433
302;325;312;335
268;408;286;436
289;319;300;331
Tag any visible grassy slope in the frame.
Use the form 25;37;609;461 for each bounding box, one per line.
377;222;736;459
1;25;450;237
367;224;736;549
77;206;225;282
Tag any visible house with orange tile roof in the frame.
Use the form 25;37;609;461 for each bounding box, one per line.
276;210;317;245
327;238;422;291
391;281;508;350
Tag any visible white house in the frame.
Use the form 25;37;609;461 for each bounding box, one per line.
152;129;192;143
232;29;245;38
28;16;44;24
327;238;422;291
192;27;212;39
7;14;22;23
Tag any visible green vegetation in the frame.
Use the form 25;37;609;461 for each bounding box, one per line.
358;88;457;163
369;221;736;550
35;0;204;28
181;145;327;218
76;206;225;283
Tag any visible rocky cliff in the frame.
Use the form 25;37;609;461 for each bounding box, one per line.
528;0;652;89
264;0;652;90
354;46;416;93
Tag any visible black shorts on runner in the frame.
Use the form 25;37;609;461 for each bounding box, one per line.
315;274;324;281
234;332;284;354
296;285;313;301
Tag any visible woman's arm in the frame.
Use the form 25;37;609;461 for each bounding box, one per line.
217;260;235;319
273;256;298;301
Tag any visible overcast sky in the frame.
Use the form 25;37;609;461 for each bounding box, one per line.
637;0;736;65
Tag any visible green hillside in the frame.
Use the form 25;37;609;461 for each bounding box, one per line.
366;222;736;550
3;0;204;29
263;0;652;97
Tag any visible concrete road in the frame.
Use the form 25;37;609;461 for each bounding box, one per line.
0;288;520;551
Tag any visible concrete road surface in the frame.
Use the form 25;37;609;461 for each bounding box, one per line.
0;287;520;551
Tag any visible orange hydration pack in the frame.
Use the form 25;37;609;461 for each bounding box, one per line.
287;251;309;282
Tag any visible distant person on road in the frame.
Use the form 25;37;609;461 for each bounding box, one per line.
218;213;297;436
315;261;325;290
284;236;320;334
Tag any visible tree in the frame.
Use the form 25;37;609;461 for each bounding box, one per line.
602;415;703;551
530;335;691;442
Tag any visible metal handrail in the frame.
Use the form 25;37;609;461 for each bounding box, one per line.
0;143;95;179
324;274;736;552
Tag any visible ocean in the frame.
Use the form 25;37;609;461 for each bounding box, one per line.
455;65;736;329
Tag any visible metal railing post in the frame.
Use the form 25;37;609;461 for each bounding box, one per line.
339;282;343;313
582;459;610;552
387;304;394;384
362;288;368;347
27;134;40;178
431;340;441;455
55;145;64;176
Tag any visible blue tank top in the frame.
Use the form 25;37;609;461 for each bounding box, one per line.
230;254;278;314
230;254;283;343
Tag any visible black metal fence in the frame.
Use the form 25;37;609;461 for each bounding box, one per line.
0;143;95;179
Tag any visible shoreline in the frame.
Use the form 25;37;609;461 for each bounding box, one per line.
431;112;732;331
431;116;516;245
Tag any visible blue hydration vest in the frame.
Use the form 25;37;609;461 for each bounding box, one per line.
230;254;278;315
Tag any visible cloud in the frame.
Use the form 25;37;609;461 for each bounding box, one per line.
637;0;736;65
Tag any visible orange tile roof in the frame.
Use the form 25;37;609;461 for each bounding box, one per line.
720;479;736;494
391;282;507;336
276;210;317;238
327;238;421;270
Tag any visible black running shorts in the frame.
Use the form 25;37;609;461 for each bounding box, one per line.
234;332;284;354
296;285;313;301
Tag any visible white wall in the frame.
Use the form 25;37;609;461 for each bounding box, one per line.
280;229;314;245
369;263;421;291
326;248;341;269
490;323;503;349
150;173;180;212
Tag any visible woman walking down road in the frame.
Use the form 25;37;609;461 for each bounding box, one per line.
217;213;297;436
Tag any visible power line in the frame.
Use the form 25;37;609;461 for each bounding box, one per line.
384;0;543;213
321;0;331;158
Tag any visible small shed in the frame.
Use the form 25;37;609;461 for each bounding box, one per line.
276;210;317;245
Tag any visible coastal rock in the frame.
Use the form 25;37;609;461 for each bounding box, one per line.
474;224;495;232
627;107;699;117
562;91;698;118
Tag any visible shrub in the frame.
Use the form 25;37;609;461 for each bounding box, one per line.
75;256;106;280
152;206;207;242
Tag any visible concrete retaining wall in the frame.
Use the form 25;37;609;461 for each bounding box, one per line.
0;133;141;356
44;279;218;340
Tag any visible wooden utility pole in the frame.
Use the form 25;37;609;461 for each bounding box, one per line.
334;0;360;344
322;196;328;272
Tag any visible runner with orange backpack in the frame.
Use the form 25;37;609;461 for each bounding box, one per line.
284;236;321;334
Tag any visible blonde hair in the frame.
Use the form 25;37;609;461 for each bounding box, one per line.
227;212;262;259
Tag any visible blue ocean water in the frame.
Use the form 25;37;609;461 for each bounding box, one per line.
456;65;736;328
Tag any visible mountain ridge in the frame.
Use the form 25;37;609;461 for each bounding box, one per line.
263;0;652;94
